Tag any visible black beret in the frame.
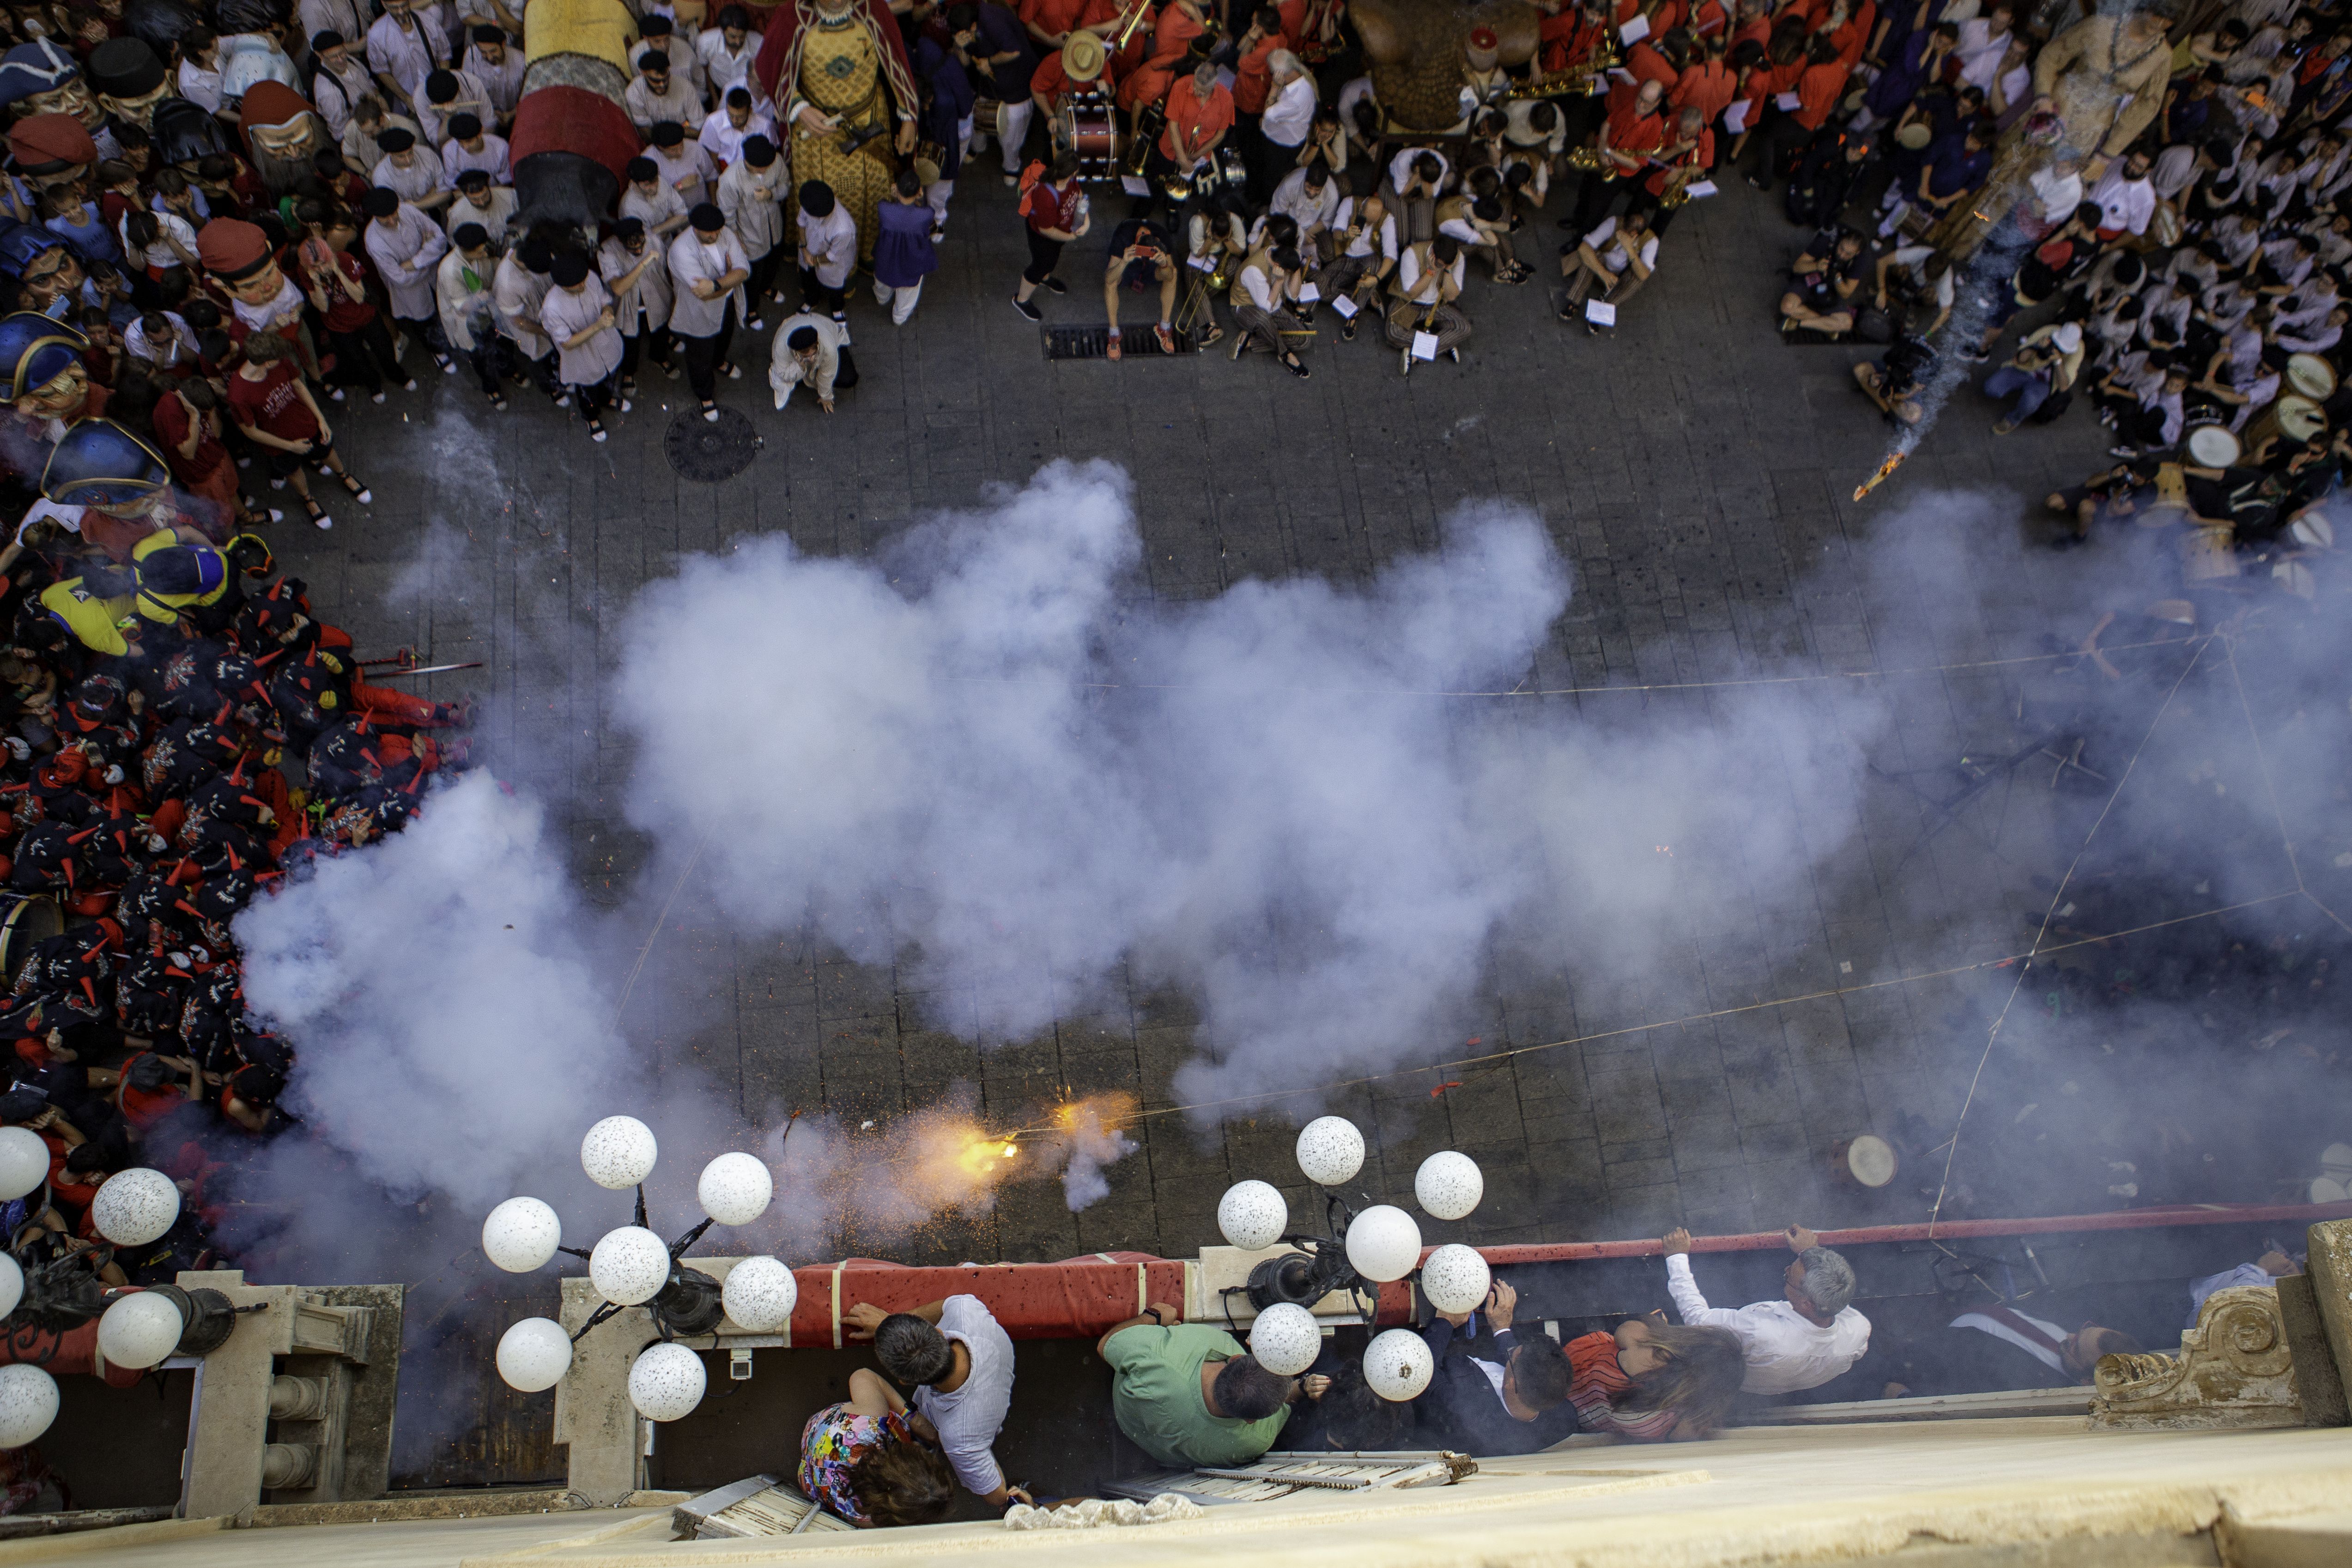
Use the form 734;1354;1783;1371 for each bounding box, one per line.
452;222;489;249
375;125;415;152
362;185;399;217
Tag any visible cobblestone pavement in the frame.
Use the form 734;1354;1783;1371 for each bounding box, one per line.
305;171;2142;1267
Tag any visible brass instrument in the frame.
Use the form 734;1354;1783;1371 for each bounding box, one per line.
1125;97;1167;178
1566;145;1606;170
1110;0;1153;50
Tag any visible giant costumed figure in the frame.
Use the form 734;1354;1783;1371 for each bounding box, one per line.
1350;0;1541;133
754;0;921;261
236;78;331;200
512;0;645;238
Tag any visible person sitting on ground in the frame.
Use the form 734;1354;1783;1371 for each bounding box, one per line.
1780;228;1865;337
1879;1309;2143;1398
1561;206;1658;332
1097;1300;1325;1466
768;316;847;413
798;1367;957;1528
845;1295;1025;1513
1413;1278;1578;1455
1103;213;1178;359
1662;1225;1870;1394
1566;1318;1745;1441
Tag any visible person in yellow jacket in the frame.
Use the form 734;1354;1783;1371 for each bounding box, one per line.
37;574;141;658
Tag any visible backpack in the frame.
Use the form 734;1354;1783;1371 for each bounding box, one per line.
1015;160;1049;218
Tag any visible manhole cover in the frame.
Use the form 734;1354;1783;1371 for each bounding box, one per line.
664;406;763;481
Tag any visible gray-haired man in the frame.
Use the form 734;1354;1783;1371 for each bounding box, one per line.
1661;1224;1870;1394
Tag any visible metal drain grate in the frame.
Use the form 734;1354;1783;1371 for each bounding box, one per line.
663;406;764;481
1042;325;1194;360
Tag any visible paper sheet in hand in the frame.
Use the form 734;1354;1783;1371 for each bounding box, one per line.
1188;255;1213;271
1330;292;1358;319
1618;13;1650;42
1775;90;1801;110
1722;99;1749;133
1411;330;1440;361
1686;179;1719;197
1121;175;1151;197
1584;299;1617;327
1297;282;1320;302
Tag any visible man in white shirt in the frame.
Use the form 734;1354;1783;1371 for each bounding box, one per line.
795;178;857;324
765;314;845;412
1315;190;1395;340
700;87;776;170
1661;1225;1871;1395
1269;160;1341;260
700;7;767;106
718;135;788;326
1257;49;1316;196
464;25;526;123
2087;150;2156;241
441;113;510;185
361;185;453;370
626;50;703;135
372;126;452;212
667;203;750;418
647;120;717;210
1560;209;1659;332
622;157;692;241
368;0;445;115
847;1295;1025;1512
1387;232;1469;372
443;170;517;239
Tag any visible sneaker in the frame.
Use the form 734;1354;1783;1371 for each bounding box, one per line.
724;363;741;379
1003;171;1018;187
371;391;388;404
402;378;419;391
746;316;764;331
555;393;572;408
1043;276;1067;295
616;398;631;414
437;355;456;374
1012;296;1042;322
1154;324;1175;354
702;403;721;422
329;387;346;402
591;426;608;442
1400;347;1413;375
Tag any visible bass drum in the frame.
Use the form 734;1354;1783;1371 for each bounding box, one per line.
0;893;61;988
1054;89;1121;180
2287;351;2337;401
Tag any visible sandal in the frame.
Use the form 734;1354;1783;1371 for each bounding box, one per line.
1153;324;1176;354
700;400;720;422
300;494;333;530
1279;351;1310;379
1107;328;1123;361
336;470;373;504
587;416;608;442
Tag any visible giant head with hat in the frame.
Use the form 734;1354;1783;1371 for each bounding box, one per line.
6;112;97;194
0;230;85;315
41;418;173;518
88;38;176;130
0;312;92;423
196;218;290;312
1351;0;1541;131
0;38;103;132
237;78;328;195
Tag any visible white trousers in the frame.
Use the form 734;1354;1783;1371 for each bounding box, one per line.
872;277;923;324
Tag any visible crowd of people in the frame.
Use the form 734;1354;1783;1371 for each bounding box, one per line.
781;1218;2315;1527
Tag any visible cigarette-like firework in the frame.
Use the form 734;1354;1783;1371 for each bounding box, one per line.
1853;451;1907;501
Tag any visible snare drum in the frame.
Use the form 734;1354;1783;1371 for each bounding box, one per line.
2288;351;2337;401
2185;423;2241;467
1055;88;1120;178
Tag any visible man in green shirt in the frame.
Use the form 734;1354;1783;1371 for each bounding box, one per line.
1096;1303;1326;1467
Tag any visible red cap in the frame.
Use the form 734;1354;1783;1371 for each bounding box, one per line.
7;112;96;172
196;218;272;281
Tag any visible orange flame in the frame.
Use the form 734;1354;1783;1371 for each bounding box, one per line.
1853;451;1907;502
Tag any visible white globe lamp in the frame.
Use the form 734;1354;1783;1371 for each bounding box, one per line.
1294;1117;1365;1186
581;1116;659;1190
629;1342;707;1422
0;1254;19;1322
1414;1151;1484;1221
481;1197;563;1273
1418;1244;1491;1316
0;1365;59;1448
0;1127;47;1202
91;1167;180;1247
588;1226;672;1306
1247;1302;1321;1376
496;1318;575;1393
1362;1328;1434;1402
721;1257;798;1332
96;1291;185;1371
1343;1205;1422;1283
697;1153;773;1226
1216;1180;1287;1251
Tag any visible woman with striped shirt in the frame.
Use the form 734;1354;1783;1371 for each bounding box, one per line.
1564;1319;1744;1441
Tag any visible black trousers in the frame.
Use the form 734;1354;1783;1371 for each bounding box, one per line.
507;340;560;399
618;322;673;381
325;315;405;394
747;247;785;308
678;302;739;402
798;263;846;317
459;334;508;397
1022;228;1063;285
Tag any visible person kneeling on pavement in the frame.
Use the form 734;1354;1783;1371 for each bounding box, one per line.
770;315;850;413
